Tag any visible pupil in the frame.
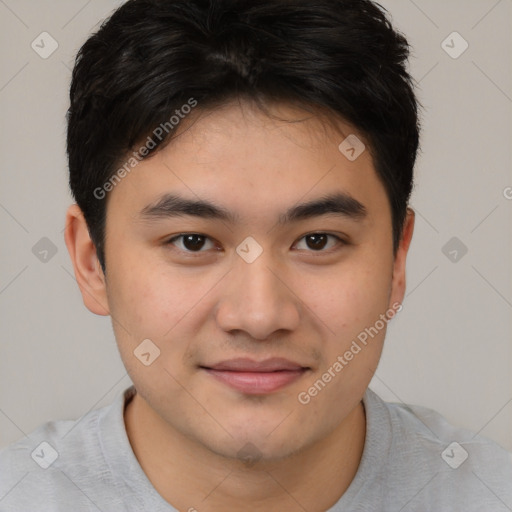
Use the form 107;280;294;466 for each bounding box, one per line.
184;234;205;251
307;234;327;250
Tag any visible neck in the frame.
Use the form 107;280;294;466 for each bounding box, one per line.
124;392;366;512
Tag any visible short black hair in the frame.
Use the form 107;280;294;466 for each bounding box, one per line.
67;0;420;269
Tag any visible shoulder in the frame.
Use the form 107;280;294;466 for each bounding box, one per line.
0;397;115;511
367;390;512;510
386;395;512;466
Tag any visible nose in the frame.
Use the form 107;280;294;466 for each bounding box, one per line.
215;251;301;341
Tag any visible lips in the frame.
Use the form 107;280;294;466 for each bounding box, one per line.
201;358;309;395
207;357;305;372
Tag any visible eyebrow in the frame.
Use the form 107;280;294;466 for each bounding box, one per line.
279;192;367;224
139;192;367;224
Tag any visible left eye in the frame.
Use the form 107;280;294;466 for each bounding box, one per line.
167;234;216;252
294;233;342;251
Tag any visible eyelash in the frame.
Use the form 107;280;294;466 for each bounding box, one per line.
164;232;347;255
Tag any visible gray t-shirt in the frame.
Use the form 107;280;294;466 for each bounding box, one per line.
1;386;511;511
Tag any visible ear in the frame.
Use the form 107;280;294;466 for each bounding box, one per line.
389;207;415;309
64;204;110;316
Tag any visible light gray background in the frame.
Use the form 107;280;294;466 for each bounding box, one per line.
1;0;511;451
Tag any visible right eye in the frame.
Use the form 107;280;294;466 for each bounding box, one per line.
165;233;217;253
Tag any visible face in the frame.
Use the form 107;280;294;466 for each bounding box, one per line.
73;100;412;462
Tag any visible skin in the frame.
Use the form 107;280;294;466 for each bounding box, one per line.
65;99;414;511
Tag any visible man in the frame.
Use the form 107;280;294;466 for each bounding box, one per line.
1;0;511;510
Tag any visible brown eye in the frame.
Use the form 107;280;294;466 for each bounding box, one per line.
167;234;214;252
305;234;328;250
182;234;206;251
294;233;343;252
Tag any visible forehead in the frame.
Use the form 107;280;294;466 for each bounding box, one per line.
106;100;389;221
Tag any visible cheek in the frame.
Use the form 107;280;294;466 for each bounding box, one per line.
106;266;160;334
303;255;393;339
106;255;192;336
105;253;225;373
105;261;197;398
295;262;392;414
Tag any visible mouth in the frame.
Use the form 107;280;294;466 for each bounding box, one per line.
200;358;310;395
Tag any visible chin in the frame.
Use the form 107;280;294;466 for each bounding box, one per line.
207;437;304;467
207;422;310;463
